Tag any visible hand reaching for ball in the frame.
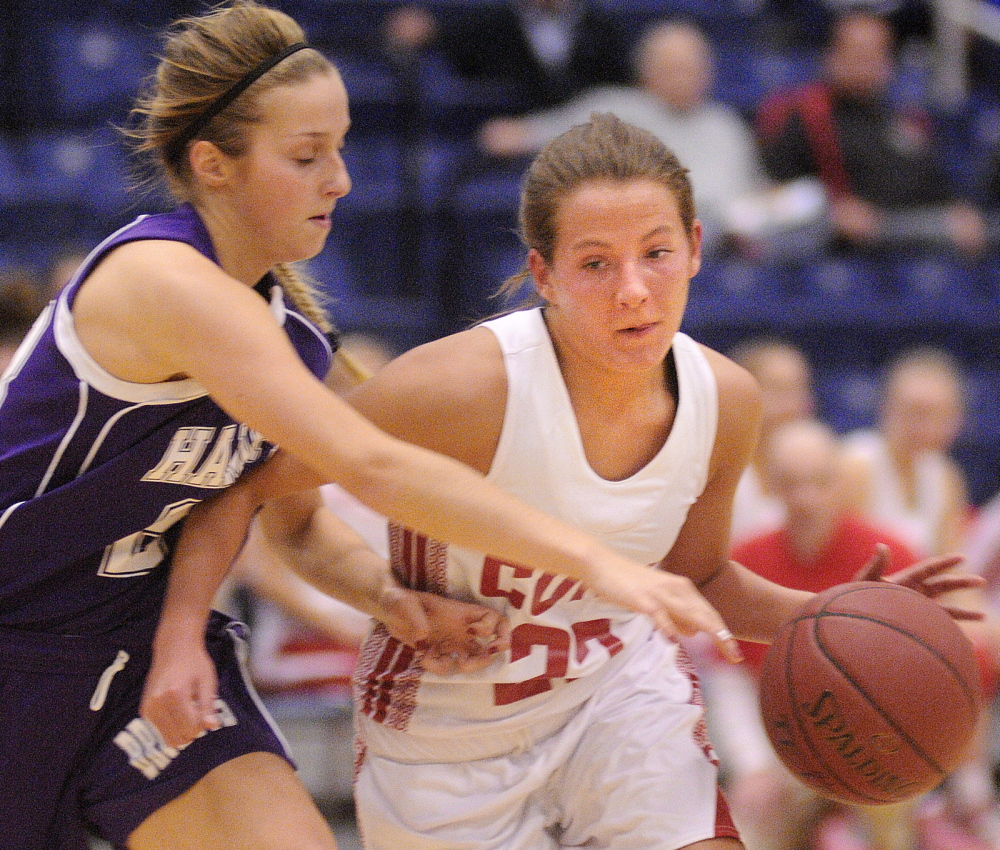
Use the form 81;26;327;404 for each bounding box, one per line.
855;543;985;621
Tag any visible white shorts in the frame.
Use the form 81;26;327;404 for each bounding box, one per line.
355;633;739;849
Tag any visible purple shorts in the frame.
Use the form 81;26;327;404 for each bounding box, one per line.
0;611;293;850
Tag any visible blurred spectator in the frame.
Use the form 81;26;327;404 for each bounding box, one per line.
756;10;989;255
44;244;92;302
727;337;817;545
717;419;925;850
841;346;1000;847
383;0;631;111
842;346;969;557
0;267;46;373
479;20;824;256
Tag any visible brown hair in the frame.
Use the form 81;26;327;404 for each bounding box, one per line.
126;0;334;330
499;112;696;306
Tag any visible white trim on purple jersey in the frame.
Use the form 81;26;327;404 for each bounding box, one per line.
0;204;332;632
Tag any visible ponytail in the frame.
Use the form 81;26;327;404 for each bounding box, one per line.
273;263;332;333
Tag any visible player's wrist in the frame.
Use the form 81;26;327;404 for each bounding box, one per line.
152;609;212;651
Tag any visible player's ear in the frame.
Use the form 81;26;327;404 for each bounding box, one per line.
527;248;552;301
189;140;232;188
687;218;703;279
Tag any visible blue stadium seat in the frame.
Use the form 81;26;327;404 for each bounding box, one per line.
0;127;128;248
415;53;529;139
687;259;792;327
339;135;406;215
279;0;391;52
964;368;1000;440
815;368;880;434
21;128;129;221
796;256;891;322
333;54;405;135
598;0;758;34
30;18;157;125
0;134;22;206
748;49;822;103
890;254;981;296
435;159;527;331
956;367;1000;504
306;240;444;351
712;37;768;116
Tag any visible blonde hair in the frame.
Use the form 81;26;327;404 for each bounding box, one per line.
499;112;696;307
127;0;334;331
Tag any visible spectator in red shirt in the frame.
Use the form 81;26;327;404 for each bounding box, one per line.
714;418;922;850
731;419;918;671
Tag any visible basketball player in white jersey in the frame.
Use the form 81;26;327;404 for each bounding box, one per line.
3;1;756;844
335;113;976;848
152;111;981;848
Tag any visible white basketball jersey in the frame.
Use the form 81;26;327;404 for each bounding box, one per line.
354;308;718;751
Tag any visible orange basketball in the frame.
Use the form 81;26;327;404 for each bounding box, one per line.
759;581;982;805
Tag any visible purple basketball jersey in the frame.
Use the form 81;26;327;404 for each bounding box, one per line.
0;205;332;632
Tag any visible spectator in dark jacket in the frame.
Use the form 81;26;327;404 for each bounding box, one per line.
383;0;631;112
756;10;988;254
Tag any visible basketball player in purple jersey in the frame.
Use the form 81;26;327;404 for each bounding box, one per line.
0;3;750;848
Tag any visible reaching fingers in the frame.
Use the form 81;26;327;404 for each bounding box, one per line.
712;626;744;664
885;553;966;586
195;680;222;734
941;605;986;621
853;542;891;582
466;609;510;655
143;688;208;750
641;572;742;663
420;645;460;675
878;553;986;622
407;593;511;675
903;574;985;598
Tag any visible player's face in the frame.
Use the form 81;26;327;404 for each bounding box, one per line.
531;179;701;376
228;69;351;267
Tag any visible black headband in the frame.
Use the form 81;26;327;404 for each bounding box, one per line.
171;41;312;161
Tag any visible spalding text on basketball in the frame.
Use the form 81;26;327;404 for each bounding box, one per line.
803;690;922;797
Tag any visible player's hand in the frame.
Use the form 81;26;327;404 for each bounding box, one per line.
856;543;985;620
414;591;510;675
140;639;221;751
376;585;509;674
590;559;742;663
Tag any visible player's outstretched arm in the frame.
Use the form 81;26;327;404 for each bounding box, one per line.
93;246;737;665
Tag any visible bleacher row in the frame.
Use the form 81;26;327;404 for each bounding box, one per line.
2;0;1000;502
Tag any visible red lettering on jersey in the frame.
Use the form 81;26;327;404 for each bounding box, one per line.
571;618;623;663
480;556;533;609
530;574;579;615
494;623;569;705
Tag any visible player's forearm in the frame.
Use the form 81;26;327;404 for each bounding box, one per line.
342;441;607;585
701;560;811;643
155;488;259;648
258;499;403;624
155;452;322;646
